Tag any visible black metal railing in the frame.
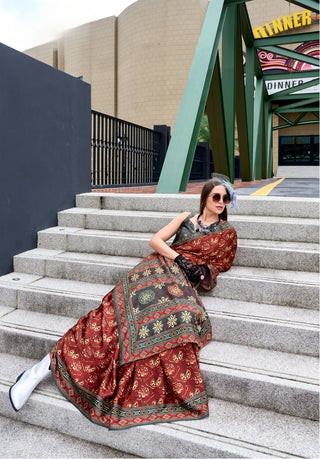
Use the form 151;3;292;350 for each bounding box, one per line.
91;111;162;187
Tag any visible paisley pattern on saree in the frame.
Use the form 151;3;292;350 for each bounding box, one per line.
113;223;236;365
49;218;237;430
172;220;237;290
50;298;209;430
114;253;212;365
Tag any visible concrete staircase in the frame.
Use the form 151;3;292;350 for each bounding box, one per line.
0;193;319;458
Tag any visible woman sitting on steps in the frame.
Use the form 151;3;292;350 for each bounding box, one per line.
9;174;238;430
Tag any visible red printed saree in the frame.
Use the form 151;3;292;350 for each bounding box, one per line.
50;218;237;430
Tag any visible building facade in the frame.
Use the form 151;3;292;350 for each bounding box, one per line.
24;0;319;175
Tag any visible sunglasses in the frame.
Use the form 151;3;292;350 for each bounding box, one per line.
209;193;230;204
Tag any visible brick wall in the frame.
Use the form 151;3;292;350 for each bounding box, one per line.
117;0;208;129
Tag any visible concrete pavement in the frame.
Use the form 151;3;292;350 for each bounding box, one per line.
236;178;319;197
93;176;319;198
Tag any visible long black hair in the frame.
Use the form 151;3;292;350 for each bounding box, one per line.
199;179;230;221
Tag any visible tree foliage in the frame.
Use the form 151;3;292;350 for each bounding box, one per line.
198;114;210;143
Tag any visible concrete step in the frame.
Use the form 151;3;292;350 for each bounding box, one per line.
0;274;107;317
57;208;320;243
12;250;320;309
203;297;319;356
1;353;318;458
76;192;320;219
0;415;134;458
38;226;319;272
0;275;318;356
0;308;318;420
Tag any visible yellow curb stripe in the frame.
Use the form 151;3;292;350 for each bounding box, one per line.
251;178;286;196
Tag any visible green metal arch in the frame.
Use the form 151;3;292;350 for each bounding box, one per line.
156;0;319;193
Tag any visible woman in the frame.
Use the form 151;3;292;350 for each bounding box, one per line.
9;175;237;430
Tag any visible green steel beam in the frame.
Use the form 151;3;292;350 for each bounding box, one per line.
270;77;320;99
222;3;238;182
266;107;273;178
264;70;319;80
294;112;308;124
274;96;319;112
258;45;320;67
239;2;254;46
156;0;226;193
277;112;307;126
253;77;264;179
239;3;264;78
254;32;319;47
206;55;229;177
239;2;263;180
273;119;319;130
225;0;254;4
277;113;295;126
274;110;320;128
272;93;320;100
285;0;320;13
235;4;251;181
275;106;319;113
245;45;255;179
261;103;267;178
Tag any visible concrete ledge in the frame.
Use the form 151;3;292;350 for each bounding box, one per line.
76;193;320;219
0;276;318;355
37;227;319;272
12;250;320;309
57;209;320;243
0;316;318;420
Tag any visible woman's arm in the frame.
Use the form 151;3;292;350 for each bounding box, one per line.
149;212;191;260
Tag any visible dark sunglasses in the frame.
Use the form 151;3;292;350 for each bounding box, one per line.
209;193;230;204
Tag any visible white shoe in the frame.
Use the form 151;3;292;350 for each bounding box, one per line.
9;354;51;411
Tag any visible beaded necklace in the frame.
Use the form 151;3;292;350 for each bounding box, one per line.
196;215;220;234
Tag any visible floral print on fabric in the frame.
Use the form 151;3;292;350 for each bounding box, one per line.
50;297;208;430
113;253;212;365
50;220;237;430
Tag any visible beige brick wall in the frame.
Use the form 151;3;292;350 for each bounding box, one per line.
117;0;208;129
25;17;116;116
24;41;58;67
62;17;116;115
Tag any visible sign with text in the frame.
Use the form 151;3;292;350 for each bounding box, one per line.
265;77;320;95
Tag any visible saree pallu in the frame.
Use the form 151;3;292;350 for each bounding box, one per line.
50;221;237;430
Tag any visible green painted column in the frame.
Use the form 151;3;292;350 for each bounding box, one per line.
221;4;237;182
156;0;226;193
261;103;267;179
244;45;255;180
253;77;264;180
234;5;251;182
206;55;229;177
265;105;273;178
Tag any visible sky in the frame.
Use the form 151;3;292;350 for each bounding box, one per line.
0;0;137;51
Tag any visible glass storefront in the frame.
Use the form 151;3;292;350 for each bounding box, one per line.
279;135;319;165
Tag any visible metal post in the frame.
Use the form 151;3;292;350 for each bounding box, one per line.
222;4;237;182
245;45;255;180
253;77;264;180
235;5;251;182
206;55;229;177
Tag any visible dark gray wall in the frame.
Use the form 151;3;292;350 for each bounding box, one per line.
0;43;91;275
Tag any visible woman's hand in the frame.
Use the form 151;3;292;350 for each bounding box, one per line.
174;255;209;284
149;212;190;260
